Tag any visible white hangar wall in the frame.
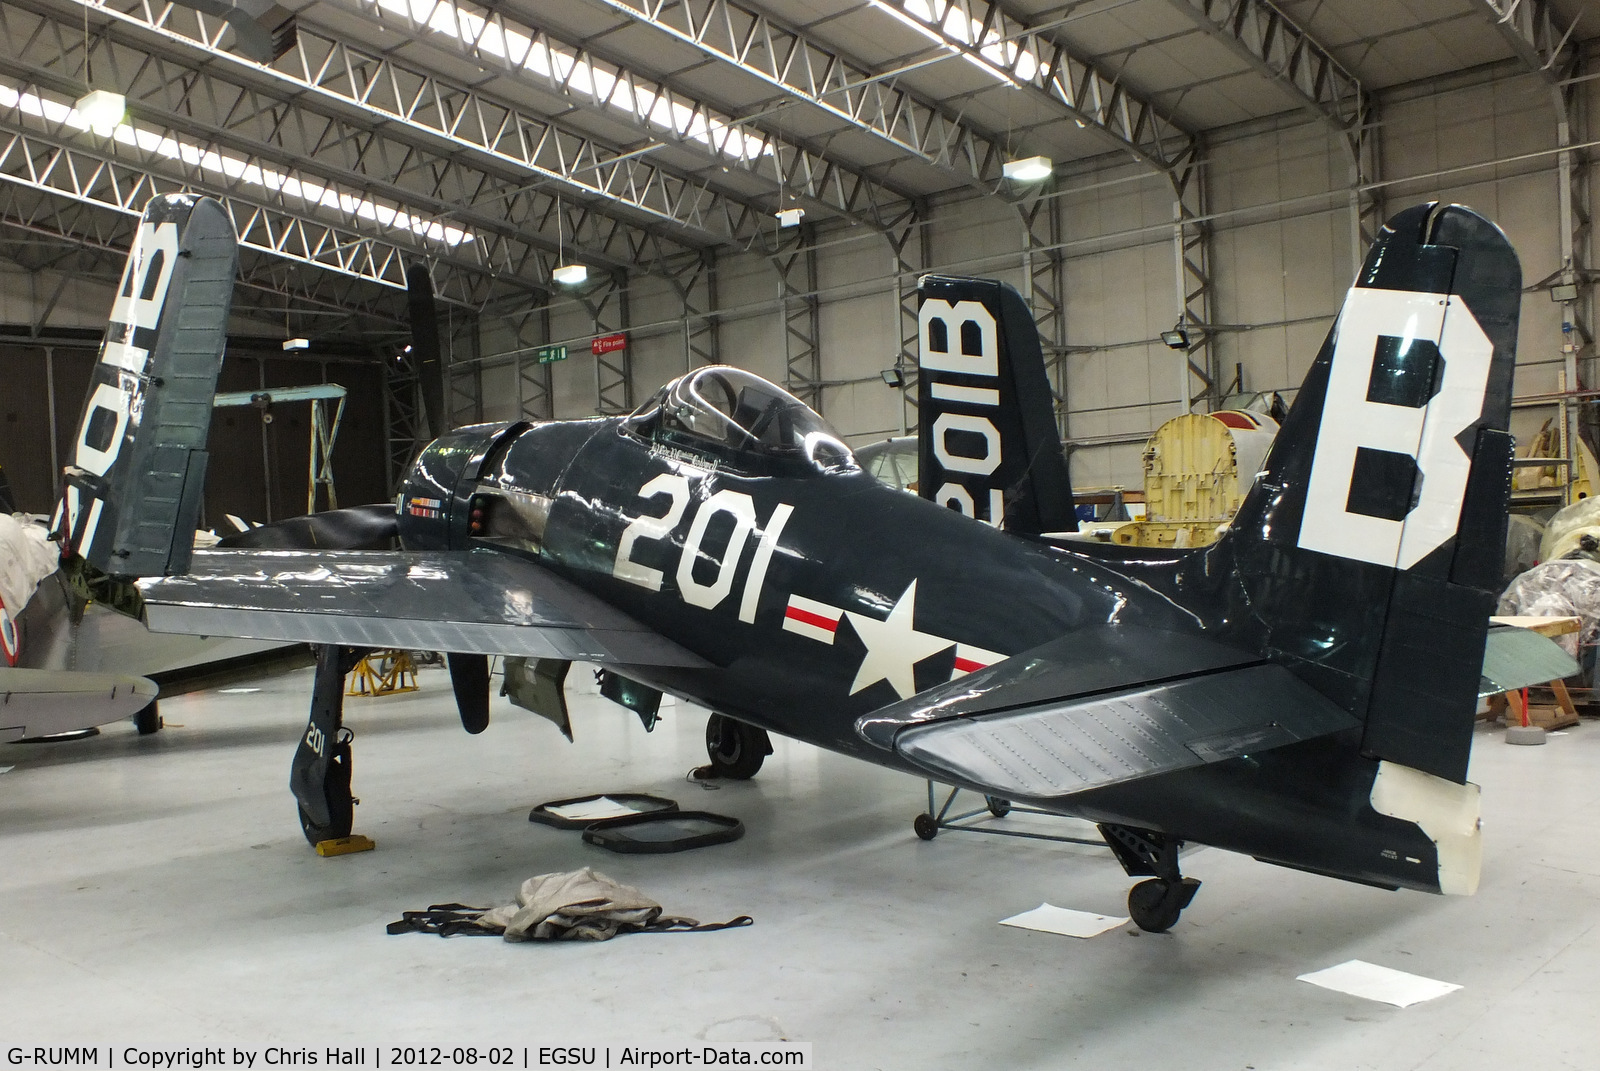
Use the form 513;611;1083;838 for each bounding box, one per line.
467;57;1598;494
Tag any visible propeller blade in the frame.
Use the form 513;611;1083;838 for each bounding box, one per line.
405;263;446;440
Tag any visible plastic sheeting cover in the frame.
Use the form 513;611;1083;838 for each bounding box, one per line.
0;514;58;619
1498;558;1600;655
1539;496;1600;561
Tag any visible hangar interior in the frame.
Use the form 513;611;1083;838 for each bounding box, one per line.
3;0;1600;1067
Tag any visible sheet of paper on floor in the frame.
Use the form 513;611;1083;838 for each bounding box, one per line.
545;796;645;822
999;903;1129;938
1297;959;1461;1008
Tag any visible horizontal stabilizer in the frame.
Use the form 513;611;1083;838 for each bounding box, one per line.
0;668;157;742
1479;624;1579;697
856;628;1358;800
140;548;707;667
856;625;1260;748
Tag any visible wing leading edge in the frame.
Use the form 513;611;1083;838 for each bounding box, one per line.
140;548;708;668
856;626;1360;801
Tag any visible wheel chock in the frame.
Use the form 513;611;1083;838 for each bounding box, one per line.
314;834;376;857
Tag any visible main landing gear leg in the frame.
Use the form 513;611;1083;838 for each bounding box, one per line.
291;644;366;846
1098;823;1201;933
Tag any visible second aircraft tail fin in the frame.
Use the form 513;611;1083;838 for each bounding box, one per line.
915;276;1077;535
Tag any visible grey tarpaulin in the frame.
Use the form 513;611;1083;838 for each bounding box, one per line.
386;867;751;941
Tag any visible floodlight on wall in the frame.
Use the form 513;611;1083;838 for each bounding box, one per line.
1551;282;1579;303
75;89;125;136
776;207;805;228
880;368;904;387
282;337;309;351
552;263;589;287
1160;326;1190;349
1002;155;1052;183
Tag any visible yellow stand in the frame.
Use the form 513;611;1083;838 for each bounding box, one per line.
346;650;419;697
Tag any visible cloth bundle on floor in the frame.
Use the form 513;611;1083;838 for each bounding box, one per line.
387;867;752;941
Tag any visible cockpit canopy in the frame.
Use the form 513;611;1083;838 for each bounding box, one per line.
626;367;857;475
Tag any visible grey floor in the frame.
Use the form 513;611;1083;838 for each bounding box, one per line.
3;664;1598;1070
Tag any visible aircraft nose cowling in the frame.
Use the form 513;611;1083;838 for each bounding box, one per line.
396;423;527;551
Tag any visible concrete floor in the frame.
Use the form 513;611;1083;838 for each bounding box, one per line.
2;664;1598;1070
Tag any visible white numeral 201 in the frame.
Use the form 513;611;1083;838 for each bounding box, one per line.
612;474;793;623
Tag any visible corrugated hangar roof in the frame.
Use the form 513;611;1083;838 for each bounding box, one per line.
0;0;1591;333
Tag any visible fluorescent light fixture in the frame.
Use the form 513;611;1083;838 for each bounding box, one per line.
0;82;473;247
775;207;805;227
370;0;770;161
865;0;1037;85
1002;156;1052;182
282;337;309;351
1551;282;1579;303
552;263;589;286
75;89;125;136
1161;327;1190;349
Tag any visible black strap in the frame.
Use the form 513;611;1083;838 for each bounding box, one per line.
388;905;753;938
385;903;497;937
643;915;754;933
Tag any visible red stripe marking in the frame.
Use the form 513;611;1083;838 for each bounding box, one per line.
785;606;838;632
953;657;986;673
1211;411;1258;430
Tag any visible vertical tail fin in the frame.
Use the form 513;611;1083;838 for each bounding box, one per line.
915;276;1077;534
1227;203;1520;783
52;194;237;578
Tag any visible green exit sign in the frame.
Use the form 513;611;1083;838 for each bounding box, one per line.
536;344;568;364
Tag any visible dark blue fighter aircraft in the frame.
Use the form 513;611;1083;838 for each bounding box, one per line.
52;193;1561;932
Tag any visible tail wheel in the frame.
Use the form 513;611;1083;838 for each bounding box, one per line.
133;700;162;736
298;728;355;845
1127;877;1201;933
703;713;770;780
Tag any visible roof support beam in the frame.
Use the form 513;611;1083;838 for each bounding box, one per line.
773;224;821;412
1473;0;1581;86
4;6;595;286
1018;191;1067;439
868;0;1196;173
884;202;927;436
1167;0;1367;137
347;0;913;232
590;0;1011;189
0;90;516;306
33;0;757;259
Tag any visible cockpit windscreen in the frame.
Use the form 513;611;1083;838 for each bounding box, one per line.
627;367;857;474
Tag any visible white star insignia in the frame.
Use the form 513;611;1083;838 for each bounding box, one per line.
844;579;953;699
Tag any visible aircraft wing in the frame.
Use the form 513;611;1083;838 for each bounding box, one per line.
1;668;158;742
855;626;1359;801
140;548;709;668
1479;623;1579;696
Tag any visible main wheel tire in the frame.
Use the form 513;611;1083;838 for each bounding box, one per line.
298;730;355;846
913;813;939;841
703;713;769;780
133;700;162;736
